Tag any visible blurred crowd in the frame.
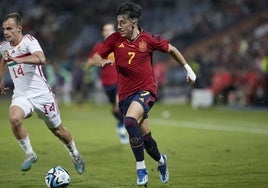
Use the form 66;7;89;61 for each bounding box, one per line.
1;0;268;107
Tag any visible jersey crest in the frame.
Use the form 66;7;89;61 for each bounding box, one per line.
138;40;147;52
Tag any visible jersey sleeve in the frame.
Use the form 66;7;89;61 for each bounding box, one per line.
24;34;43;54
97;33;117;58
88;43;102;58
150;34;169;52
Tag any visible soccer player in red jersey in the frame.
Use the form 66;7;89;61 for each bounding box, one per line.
89;2;196;186
87;21;128;144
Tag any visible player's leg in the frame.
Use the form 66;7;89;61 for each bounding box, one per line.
124;101;148;186
141;119;169;183
9;98;37;171
34;94;85;174
49;124;85;174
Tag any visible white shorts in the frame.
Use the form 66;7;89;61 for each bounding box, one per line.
10;93;62;128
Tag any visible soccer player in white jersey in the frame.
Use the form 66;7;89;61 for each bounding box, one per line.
0;12;85;174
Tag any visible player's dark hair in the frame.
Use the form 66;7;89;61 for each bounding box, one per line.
4;12;23;26
116;2;142;19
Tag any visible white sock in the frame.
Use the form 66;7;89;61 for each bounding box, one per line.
63;140;79;157
136;160;146;170
18;135;34;155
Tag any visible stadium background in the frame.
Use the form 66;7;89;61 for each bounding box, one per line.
1;1;268;187
1;0;268;108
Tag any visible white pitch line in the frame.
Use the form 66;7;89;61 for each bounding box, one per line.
151;118;268;135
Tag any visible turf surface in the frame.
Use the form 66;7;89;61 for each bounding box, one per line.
0;99;268;187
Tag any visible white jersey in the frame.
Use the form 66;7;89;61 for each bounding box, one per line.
0;34;51;98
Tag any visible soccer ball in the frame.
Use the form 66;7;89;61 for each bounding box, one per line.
45;166;71;188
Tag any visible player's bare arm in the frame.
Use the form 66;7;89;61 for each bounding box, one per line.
86;56;98;68
85;58;94;68
167;44;188;66
9;51;45;65
90;53;113;67
167;44;196;84
0;57;9;95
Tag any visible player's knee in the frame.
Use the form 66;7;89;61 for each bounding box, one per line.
124;117;143;148
124;117;138;127
9;107;24;127
50;124;64;137
9;114;23;127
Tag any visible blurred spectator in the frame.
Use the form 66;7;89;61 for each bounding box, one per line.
1;0;268;107
44;61;57;92
209;67;233;104
259;51;268;104
54;62;72;105
153;62;166;100
72;59;85;104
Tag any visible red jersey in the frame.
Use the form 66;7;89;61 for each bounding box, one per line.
89;42;118;86
97;30;169;100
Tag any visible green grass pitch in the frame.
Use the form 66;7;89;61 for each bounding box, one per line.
0;99;268;187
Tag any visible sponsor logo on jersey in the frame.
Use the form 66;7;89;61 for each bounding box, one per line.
118;43;124;48
139;98;144;102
